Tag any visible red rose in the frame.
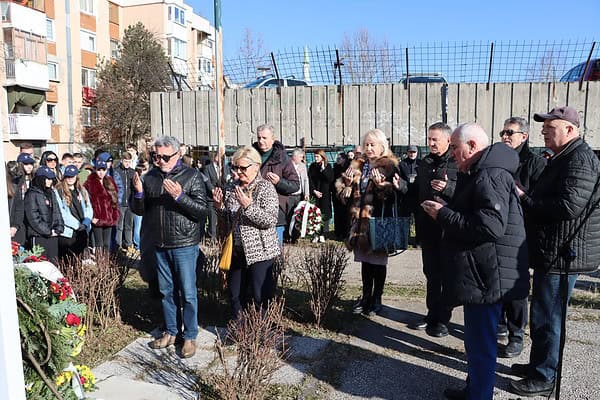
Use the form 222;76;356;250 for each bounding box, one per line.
50;282;60;294
80;376;86;384
65;313;81;326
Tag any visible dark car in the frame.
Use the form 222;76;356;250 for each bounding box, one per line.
243;75;309;89
400;73;447;84
560;59;600;82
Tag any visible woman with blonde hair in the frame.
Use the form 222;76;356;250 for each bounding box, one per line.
336;129;406;316
212;146;280;320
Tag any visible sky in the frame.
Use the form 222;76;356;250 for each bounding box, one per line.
188;0;600;60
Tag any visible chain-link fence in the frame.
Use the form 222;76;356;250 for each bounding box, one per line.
222;40;598;86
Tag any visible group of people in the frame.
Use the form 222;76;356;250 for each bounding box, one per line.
7;143;149;264
6;106;599;399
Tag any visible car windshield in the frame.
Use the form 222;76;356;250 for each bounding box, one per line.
243;79;268;89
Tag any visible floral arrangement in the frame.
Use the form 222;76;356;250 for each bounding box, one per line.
12;241;47;263
12;243;96;399
292;201;323;239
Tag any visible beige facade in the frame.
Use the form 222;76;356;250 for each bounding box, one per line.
1;0;215;161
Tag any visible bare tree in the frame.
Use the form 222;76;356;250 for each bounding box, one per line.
238;28;269;83
340;28;392;84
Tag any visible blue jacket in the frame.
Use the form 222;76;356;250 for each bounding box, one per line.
54;187;94;238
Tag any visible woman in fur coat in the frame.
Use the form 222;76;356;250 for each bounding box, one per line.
84;160;120;250
336;129;407;316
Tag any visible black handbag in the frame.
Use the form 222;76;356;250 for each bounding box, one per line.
368;192;409;254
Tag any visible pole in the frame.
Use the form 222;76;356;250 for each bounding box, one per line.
0;150;27;399
214;0;225;182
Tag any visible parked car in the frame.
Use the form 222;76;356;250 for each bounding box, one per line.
400;73;447;84
560;59;600;82
243;75;309;89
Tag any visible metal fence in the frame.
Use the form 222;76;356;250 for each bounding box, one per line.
223;40;599;86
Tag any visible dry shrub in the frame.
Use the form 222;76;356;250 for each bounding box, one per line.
59;250;129;335
300;242;349;326
197;239;226;302
211;298;287;400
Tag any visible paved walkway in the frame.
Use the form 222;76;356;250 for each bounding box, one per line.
89;249;600;400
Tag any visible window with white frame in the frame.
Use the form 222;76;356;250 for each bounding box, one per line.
81;68;96;88
170;38;186;59
81;106;98;127
199;58;212;74
168;5;185;25
47;104;58;124
48;62;59;81
80;0;95;15
110;39;120;59
80;30;96;52
46;19;55;42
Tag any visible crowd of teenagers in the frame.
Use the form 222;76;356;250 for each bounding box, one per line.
6;105;600;400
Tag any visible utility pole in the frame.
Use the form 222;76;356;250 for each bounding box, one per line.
214;0;225;179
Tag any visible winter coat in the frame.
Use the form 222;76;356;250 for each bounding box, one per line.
24;186;64;239
9;182;25;245
335;154;405;254
520;137;600;274
399;157;421;214
415;150;458;245
131;161;207;249
217;174;280;265
84;173;120;227
514;141;546;192
436;143;530;307
252;141;300;226
308;162;334;219
114;162;135;207
55;187;94;239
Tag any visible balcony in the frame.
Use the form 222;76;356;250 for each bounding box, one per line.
8;113;51;141
82;86;96;105
4;58;50;91
1;1;47;37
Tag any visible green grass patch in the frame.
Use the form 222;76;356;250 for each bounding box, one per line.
570;291;600;310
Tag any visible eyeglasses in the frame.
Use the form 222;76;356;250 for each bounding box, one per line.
153;151;179;163
499;129;525;138
46;158;57;162
231;164;253;172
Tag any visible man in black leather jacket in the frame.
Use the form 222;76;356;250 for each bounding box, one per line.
131;136;207;359
510;106;600;397
422;123;529;400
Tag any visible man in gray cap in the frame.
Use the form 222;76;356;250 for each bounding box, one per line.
509;106;600;396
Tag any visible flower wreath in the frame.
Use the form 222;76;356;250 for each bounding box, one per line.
289;200;322;239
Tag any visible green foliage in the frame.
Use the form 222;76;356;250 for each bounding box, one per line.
48;300;87;321
93;22;172;145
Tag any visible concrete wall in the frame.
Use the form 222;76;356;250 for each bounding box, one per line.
151;82;600;149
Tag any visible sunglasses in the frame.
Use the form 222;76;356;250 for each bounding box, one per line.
153;151;179;163
231;164;253;172
46;158;58;162
499;129;524;138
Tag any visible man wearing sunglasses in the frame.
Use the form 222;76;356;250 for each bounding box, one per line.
496;117;546;360
252;124;299;245
131;135;207;359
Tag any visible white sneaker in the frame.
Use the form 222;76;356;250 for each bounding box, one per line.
311;237;319;243
319;235;325;243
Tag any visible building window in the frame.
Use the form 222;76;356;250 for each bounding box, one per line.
110;39;120;59
47;104;58;124
80;30;96;52
48;62;59;81
206;39;213;49
168;5;185;25
81;68;96;88
170;38;186;59
199;58;212;74
46;19;55;42
81;106;98;127
80;0;95;15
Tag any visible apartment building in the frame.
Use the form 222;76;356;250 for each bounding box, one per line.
2;0;215;160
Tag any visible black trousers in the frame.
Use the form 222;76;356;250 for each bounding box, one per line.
227;251;275;319
58;230;88;260
29;236;59;264
421;243;453;325
92;226;112;250
361;262;387;305
498;297;528;342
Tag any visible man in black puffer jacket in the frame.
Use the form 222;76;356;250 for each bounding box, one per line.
496;117;546;359
509;106;600;397
422;123;529;400
131;136;207;359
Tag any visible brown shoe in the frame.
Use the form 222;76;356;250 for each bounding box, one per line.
181;339;196;358
149;333;176;349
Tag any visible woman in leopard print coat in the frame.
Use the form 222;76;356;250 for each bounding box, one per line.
213;146;280;319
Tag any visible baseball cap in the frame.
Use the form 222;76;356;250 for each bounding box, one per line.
63;165;79;177
97;152;113;162
17;153;35;164
95;160;108;170
407;145;418;152
35;166;56;179
533;106;580;128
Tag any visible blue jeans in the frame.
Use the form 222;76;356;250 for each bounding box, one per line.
276;226;284;246
529;270;578;382
155;245;199;340
463;302;502;400
133;214;142;249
